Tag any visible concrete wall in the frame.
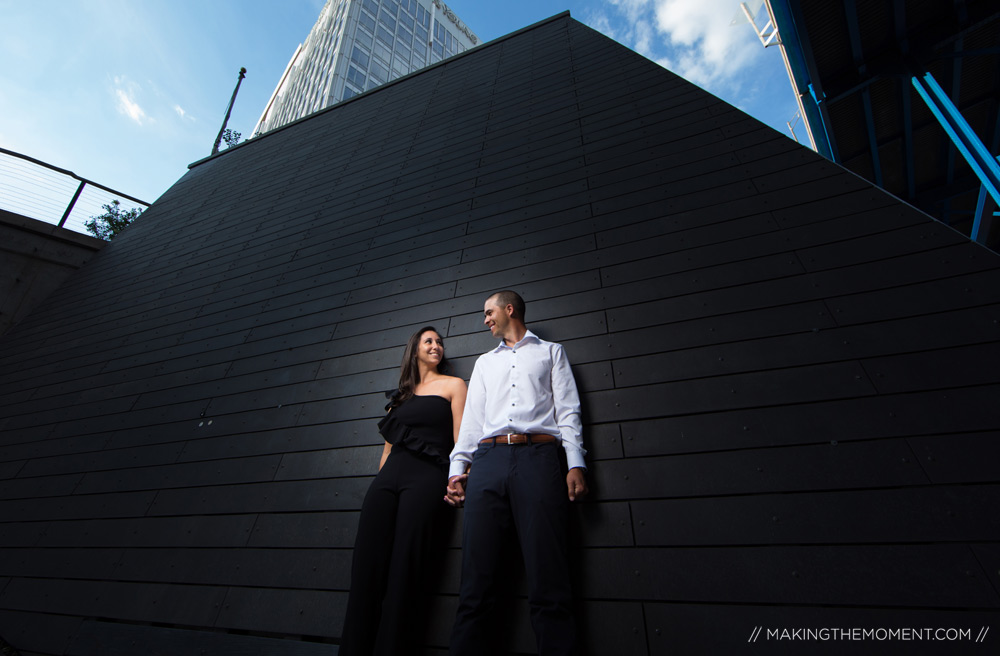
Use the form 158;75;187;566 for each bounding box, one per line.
0;210;105;339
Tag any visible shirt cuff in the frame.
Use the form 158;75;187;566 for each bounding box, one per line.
564;445;587;471
448;459;470;478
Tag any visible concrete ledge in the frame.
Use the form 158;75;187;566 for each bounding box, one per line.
0;209;107;250
0;209;106;338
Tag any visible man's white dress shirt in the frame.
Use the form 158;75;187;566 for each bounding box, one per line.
449;330;586;478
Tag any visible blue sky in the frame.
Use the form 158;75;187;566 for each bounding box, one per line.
0;0;798;218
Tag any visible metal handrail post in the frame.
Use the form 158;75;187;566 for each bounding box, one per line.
212;67;247;155
58;180;87;228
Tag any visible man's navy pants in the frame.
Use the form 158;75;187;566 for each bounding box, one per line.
450;440;576;656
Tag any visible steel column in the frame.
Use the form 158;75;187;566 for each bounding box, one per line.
911;71;1000;214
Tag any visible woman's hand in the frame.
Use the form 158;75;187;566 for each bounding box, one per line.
445;473;468;506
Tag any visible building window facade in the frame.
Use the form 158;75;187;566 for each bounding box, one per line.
254;0;478;135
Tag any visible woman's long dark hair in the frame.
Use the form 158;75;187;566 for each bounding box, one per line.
393;326;449;407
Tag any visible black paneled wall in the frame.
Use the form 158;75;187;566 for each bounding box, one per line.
1;13;999;656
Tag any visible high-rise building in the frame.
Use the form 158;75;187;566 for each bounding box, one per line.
253;0;478;135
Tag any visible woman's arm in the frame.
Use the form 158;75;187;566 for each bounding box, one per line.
449;377;468;444
378;440;392;471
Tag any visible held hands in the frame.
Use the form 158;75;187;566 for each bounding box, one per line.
445;473;468;507
567;467;588;502
447;469;586;505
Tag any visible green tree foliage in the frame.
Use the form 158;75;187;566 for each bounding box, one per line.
84;199;143;241
222;128;242;149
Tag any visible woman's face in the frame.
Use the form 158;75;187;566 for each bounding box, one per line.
416;330;444;369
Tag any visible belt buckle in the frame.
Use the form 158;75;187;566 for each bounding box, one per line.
506;433;513;445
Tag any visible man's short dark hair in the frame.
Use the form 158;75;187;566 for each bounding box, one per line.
489;290;526;321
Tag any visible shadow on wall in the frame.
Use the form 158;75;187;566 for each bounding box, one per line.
0;210;105;339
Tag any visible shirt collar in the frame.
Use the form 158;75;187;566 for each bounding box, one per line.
493;328;539;352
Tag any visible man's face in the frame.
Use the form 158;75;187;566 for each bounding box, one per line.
483;297;509;337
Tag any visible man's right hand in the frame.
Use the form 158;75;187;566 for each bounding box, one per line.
445;473;468;507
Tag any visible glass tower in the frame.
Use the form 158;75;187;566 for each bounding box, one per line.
254;0;479;135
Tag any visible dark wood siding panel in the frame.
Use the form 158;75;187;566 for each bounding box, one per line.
592;439;926;500
0;578;228;626
0;611;82;656
0;491;156;522
631;485;1000;545
619;385;1000;457
111;547;352;590
580;545;998;607
908;432;1000;483
64;620;337;656
214;587;346;637
146;478;371;516
248;511;359;549
36;515;257;548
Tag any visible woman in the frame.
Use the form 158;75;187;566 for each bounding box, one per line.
340;326;467;656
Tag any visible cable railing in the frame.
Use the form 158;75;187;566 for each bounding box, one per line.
0;147;150;236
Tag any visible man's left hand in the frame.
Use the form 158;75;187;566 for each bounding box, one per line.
567;467;588;501
445;473;468;507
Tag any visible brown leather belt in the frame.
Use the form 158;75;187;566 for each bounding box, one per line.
480;433;557;445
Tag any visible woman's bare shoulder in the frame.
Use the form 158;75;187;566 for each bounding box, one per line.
442;375;467;392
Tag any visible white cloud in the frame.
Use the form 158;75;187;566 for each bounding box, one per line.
593;0;766;90
587;11;620;42
607;0;654;23
174;104;194;121
652;54;675;71
113;76;147;125
116;89;145;124
652;0;762;85
633;19;654;57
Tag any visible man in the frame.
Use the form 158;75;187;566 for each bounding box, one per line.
446;290;587;656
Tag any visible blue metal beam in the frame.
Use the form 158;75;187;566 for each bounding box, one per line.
972;184;989;242
945;37;964;189
822;74;881;106
901;77;915;200
931;47;1000;60
843;0;882;186
911;71;1000;211
861;88;883;187
843;0;865;67
767;0;837;161
893;0;915;200
971;107;1000;244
